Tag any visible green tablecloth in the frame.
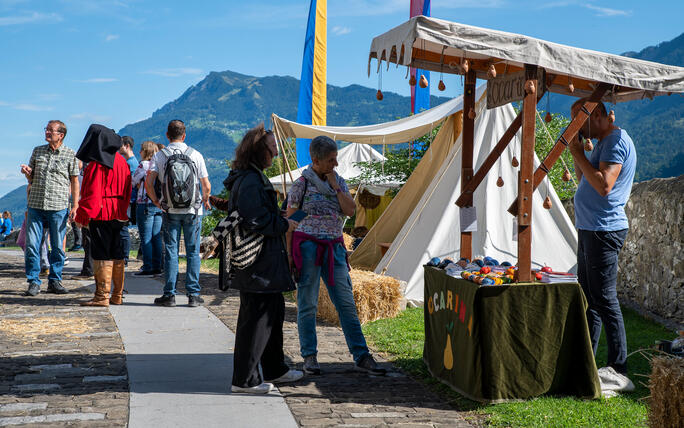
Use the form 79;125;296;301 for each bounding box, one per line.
423;267;601;403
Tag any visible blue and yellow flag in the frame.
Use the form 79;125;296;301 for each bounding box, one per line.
410;0;430;114
296;0;327;167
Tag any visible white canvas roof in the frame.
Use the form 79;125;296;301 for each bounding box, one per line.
368;16;684;102
376;100;578;303
271;142;394;193
271;85;486;146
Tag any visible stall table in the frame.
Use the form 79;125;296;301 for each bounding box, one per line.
423;267;600;403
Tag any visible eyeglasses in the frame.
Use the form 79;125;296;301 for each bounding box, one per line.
44;128;63;134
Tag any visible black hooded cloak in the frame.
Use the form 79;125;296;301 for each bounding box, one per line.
76;124;122;169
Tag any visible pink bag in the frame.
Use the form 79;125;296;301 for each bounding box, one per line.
16;216;26;251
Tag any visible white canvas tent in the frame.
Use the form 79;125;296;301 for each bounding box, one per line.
375;99;578;303
270;143;388;192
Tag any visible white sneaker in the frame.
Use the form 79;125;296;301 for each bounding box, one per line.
231;382;273;394
63;256;70;266
265;369;304;384
598;366;635;392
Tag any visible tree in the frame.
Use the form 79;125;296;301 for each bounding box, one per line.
533;111;576;201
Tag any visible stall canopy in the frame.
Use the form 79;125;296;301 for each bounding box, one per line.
368;15;684;102
270;142;389;192
375;100;577;303
271;84;485;148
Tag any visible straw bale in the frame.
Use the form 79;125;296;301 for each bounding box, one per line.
343;233;354;250
648;356;684;428
0;316;92;344
313;268;402;326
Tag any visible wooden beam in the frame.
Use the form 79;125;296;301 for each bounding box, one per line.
517;64;537;282
508;82;611;215
460;69;476;261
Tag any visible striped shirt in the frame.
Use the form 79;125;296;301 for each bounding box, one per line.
27;144;79;211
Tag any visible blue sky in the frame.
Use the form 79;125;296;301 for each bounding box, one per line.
1;0;682;198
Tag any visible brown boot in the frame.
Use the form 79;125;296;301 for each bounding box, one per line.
110;260;125;305
81;260;113;307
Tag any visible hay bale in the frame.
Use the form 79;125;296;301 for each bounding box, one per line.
314;268;402;326
343;233;354;250
648;356;684;428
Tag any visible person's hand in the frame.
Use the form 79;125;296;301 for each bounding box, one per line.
152;199;162;210
69;205;78;222
325;172;340;191
20;164;32;178
75;222;86;229
287;219;299;233
568;134;584;157
203;198;211;210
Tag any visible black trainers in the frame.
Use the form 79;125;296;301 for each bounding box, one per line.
154;295;176;307
303;355;322;375
134;270;156;278
188;295;204;307
354;354;386;376
25;283;40;296
47;280;69;294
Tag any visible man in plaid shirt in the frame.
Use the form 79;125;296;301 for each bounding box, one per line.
20;120;80;296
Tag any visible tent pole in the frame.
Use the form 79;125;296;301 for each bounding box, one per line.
460;69;476;261
517;64;538;282
508;82;610;216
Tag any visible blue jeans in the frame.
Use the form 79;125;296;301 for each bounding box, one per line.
577;229;629;374
25;207;68;285
120;225;131;262
162;213;201;296
136;203;163;272
296;240;369;363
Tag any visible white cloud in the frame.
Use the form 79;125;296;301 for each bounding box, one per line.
78;78;118;83
583;4;630;16
70;112;112;122
0;11;62;26
331;26;351;36
105;34;119;42
142;68;203;77
0;100;52;111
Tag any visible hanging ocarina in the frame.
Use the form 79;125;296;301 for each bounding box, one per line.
376;90;383;101
409;75;417;86
568;80;575;93
419;74;429;88
468;108;476;120
525;81;536;95
584;139;594;151
511;156;519;167
609;110;615;123
545;112;552;123
461;59;469;74
496;177;504;187
487;64;497;79
438;80;446;91
562;169;572;182
543;196;553;209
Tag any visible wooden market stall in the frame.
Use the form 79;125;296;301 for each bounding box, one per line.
367;15;684;402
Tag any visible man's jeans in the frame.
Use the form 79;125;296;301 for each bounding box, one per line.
162;213;201;296
296;240;369;363
136;203;163;272
25;207;68;285
577;229;629;374
120;225;131;262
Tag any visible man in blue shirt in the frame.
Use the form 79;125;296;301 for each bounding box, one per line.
118;136;139;265
569;99;636;382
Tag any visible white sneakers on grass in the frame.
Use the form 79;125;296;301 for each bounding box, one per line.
598;366;635;398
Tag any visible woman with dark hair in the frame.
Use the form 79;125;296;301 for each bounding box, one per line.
224;123;303;394
74;124;131;306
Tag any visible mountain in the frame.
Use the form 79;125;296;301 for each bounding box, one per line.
0;185;28;227
549;32;684;181
118;70;451;193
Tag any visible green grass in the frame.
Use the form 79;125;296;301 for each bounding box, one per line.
363;306;676;427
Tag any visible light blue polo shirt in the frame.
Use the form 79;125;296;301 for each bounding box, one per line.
574;129;636;231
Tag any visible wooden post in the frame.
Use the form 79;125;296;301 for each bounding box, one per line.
508;82;610;215
460;69;476;261
517;64;537;282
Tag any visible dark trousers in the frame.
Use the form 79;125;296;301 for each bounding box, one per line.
90;221;125;261
232;292;288;388
70;221;82;247
577;229;629;374
120;225;130;262
80;227;93;276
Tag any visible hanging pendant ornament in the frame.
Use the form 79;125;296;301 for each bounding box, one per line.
568;77;575;94
409;74;417;86
496;176;504;187
525;80;536;95
419;74;429;88
543;196;553;209
511;156;519;167
461;58;469;74
468;108;476;120
545;112;553;123
438;80;446;91
376;90;383;101
562;169;572;182
608;110;616;123
487;63;497;79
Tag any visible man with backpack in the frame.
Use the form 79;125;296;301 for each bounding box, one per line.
145;120;211;307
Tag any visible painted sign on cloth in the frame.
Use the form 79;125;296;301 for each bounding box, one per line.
296;0;327;167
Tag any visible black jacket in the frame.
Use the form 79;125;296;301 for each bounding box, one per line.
221;166;295;293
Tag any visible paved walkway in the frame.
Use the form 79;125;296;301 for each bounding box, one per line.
1;249;474;427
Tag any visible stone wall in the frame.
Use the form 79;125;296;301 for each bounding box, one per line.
564;175;683;327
